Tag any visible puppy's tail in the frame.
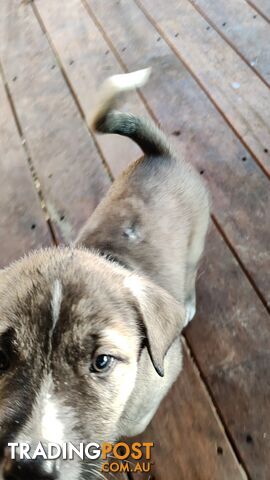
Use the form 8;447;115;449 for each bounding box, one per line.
89;68;171;156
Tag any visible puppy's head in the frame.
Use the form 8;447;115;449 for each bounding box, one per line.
0;247;185;479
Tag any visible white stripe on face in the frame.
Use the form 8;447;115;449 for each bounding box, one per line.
14;376;64;445
41;394;64;444
51;280;62;331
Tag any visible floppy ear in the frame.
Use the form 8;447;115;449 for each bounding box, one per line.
124;274;186;377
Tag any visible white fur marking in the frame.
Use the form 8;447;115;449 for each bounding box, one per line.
41;398;63;444
13;377;67;447
90;68;151;128
51;280;62;330
124;275;144;298
109;68;151;91
184;303;196;326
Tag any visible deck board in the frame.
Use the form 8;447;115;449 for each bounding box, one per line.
246;0;270;21
188;226;270;480
0;73;52;265
191;0;270;87
136;0;270;177
0;0;110;243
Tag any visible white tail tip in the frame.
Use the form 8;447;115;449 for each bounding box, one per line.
108;67;151;91
89;67;151;129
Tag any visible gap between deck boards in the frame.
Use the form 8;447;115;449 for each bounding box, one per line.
0;60;58;246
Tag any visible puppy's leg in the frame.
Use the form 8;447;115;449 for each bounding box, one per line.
184;206;210;326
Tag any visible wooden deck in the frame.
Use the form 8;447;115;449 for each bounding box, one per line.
0;0;270;479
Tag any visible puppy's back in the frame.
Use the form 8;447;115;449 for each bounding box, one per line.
78;69;210;303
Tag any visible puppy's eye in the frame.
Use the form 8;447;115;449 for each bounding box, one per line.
0;350;10;374
90;354;114;374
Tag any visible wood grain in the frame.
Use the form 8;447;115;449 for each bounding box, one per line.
0;74;51;266
136;0;270;177
88;0;270;307
0;0;110;243
35;0;150;178
191;0;270;86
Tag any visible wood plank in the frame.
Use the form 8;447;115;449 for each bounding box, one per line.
0;0;110;243
131;344;247;480
191;0;270;87
0;74;51;266
247;0;270;22
136;0;270;178
88;0;270;310
35;0;150;177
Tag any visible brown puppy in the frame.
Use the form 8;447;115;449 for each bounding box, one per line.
0;69;210;480
78;68;210;322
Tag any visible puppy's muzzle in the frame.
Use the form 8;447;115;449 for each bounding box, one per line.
3;453;58;480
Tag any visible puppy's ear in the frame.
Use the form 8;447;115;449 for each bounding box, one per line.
124;275;186;377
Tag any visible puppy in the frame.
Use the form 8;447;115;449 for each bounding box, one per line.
0;69;210;480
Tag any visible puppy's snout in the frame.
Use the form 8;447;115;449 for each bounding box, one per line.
3;455;59;480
